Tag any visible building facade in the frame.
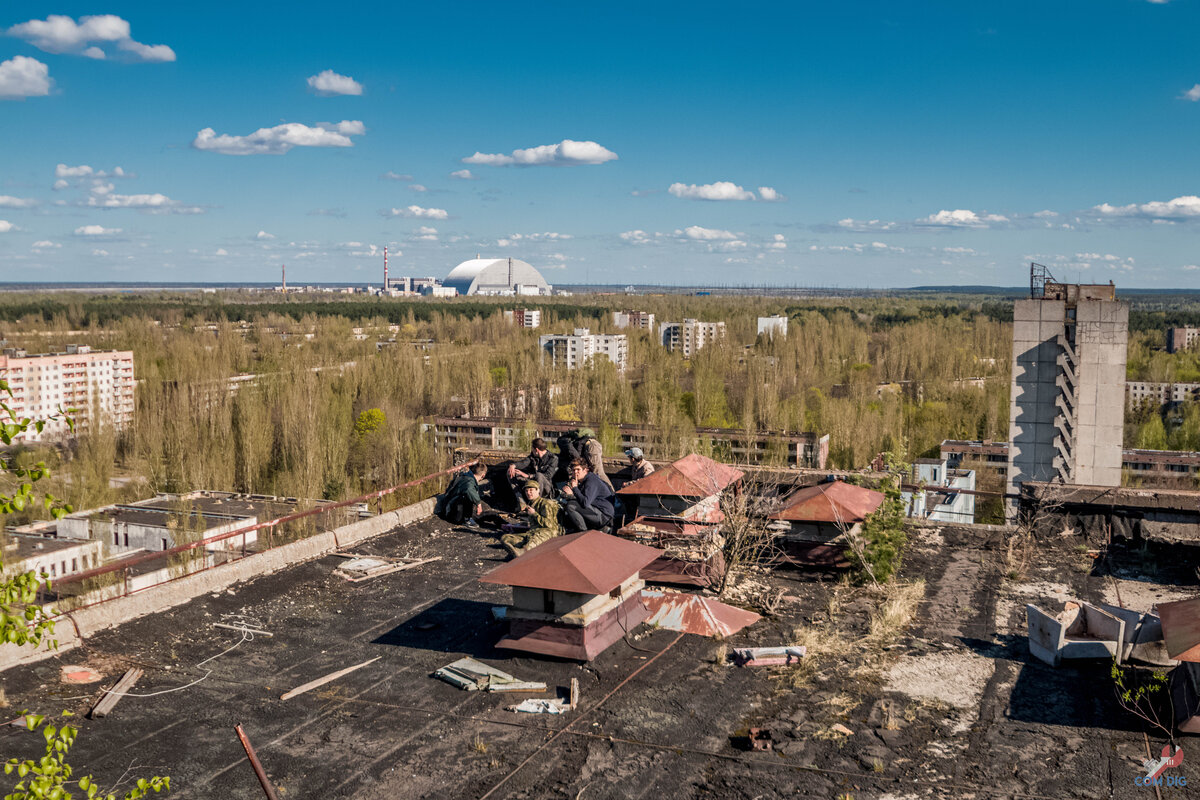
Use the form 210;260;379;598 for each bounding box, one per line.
903;457;976;524
1126;381;1200;407
503;308;542;329
943;439;1200;486
1006;277;1128;497
538;328;628;372
443;258;552;296
0;345;134;442
613;310;656;330
757;315;789;339
659;319;726;357
1167;327;1200;354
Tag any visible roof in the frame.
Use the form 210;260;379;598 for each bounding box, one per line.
479;530;661;594
1157;597;1200;662
640;590;760;637
443;258;549;295
769;480;884;523
617;453;744;498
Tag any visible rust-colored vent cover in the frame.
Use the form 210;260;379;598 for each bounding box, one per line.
769;480;884;523
480;530;662;594
617;453;744;498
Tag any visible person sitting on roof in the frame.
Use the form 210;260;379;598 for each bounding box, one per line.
499;480;563;558
558;457;615;533
506;437;557;509
624;447;655;481
434;462;489;527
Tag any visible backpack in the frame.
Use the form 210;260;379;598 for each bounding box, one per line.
557;432;584;462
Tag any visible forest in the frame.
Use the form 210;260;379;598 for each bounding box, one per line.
0;288;1195;522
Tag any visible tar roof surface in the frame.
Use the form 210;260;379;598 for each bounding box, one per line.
0;515;1193;799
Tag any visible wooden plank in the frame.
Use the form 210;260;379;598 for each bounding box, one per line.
280;657;380;701
90;668;143;719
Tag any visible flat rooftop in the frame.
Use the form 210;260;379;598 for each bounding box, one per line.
0;516;1193;798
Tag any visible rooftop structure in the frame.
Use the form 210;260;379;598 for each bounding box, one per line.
659;319;726;357
0;345;134;442
443;258;551;296
768;479;883;567
618;453;744;522
1007;265;1127;505
480;530;660;660
538;328;628;372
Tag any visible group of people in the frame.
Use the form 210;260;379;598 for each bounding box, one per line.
434;430;657;559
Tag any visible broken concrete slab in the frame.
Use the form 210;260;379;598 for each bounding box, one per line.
1026;601;1125;667
432;657;547;693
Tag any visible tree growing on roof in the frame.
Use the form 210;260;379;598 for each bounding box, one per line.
848;452;909;584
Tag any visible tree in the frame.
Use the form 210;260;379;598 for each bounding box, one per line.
353;408;387;441
849;453;909;584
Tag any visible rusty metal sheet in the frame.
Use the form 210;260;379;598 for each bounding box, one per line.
769;481;884;523
639;589;760;637
618;454;744;498
480;530;662;594
1157;597;1200;662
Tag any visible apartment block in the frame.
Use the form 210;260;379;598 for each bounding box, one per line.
757;315;789;339
1126;381;1200;407
1167;327;1200;354
613;310;656;330
1006;274;1128;498
659;319;726;357
0;345;134;442
538;328;628;372
943;439;1200;485
503;308;542;329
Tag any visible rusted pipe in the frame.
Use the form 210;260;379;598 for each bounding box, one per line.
235;724;280;800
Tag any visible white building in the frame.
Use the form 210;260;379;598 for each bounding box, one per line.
2;525;103;584
503;308;542;329
757;315;789;339
613;310;656;331
903;458;976;524
659;319;726;357
0;345;135;442
539;328;628;372
443;258;552;296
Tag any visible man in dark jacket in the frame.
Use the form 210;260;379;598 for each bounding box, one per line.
559;457;615;532
434;463;488;525
506;438;557;508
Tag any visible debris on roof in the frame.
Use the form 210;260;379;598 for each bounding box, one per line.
432;657;548;693
769;480;884;523
479;530;661;594
732;646;807;666
617;453;744;498
640;589;760;637
617;516;726;588
332;553;441;582
281;657;381;701
1157;597;1200;662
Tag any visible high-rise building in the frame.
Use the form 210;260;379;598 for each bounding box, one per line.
0;345;135;442
659;319;725;357
1167;327;1200;354
757;315;789;339
503;308;542;329
1006;266;1128;500
538;328;628;372
613;310;655;330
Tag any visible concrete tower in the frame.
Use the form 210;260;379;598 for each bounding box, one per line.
1006;265;1128;502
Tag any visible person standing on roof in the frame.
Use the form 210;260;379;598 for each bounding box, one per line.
506;437;557;508
574;428;614;491
559;457;615;532
624;447;655;481
500;480;562;558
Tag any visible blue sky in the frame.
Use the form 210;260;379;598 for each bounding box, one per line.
2;2;1200;288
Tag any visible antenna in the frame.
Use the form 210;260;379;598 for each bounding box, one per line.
508;257;513;288
383;246;388;292
282;263;286;294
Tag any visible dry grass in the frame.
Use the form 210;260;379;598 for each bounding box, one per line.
472;734;488;754
824;692;858;717
866;579;926;645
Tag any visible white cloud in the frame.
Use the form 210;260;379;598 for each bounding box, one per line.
410;184;427;192
919;209;1009;227
497;232;572;247
1033;209;1058;218
758;186;785;202
0;56;52;100
1183;264;1199;271
31;240;59;249
462;139;618;167
0;220;17;233
449;169;476;180
74;224;120;236
1092;195;1200;220
381;171;412;181
942;246;977;254
306;69;362;97
768;233;787;250
215;248;228;256
384;205;448;220
680;225;738;241
1182;85;1200;102
412;225;438;241
810;242;907;255
669;181;755;201
0;195;37;208
86;192;172;209
90;248;109;256
7;15;175;62
256;230;275;240
415;226;437;235
836;218;898;232
192;120;365;155
52;179;69;190
620;230;654;244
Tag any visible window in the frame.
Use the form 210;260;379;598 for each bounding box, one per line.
71;558;77;572
61;561;67;575
162;538;168;551
123;533;129;546
49;564;56;577
113;531;119;546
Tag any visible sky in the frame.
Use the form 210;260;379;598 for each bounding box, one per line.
2;2;1200;288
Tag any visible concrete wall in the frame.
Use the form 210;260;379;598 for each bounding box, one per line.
1073;300;1127;486
0;498;436;674
1007;298;1065;495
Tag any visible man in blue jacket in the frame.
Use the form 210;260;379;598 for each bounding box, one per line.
558;457;615;532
